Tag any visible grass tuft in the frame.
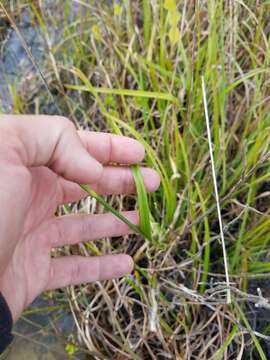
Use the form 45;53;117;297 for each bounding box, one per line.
2;0;270;358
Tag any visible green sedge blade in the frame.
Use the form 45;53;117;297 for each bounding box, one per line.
131;165;152;242
80;184;150;240
64;84;179;105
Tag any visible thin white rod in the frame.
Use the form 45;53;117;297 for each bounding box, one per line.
201;76;231;304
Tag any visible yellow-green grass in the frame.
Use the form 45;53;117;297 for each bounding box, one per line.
1;0;270;358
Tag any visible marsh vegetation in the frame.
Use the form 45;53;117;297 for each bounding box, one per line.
1;1;270;359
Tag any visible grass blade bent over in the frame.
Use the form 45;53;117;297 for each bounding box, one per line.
131;165;153;242
80;183;151;241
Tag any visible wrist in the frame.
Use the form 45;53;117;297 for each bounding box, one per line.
0;287;14;323
0;292;14;355
0;278;21;323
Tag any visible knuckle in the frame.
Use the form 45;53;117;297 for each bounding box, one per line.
54;116;75;132
104;134;113;164
70;260;82;284
50;220;65;247
96;257;101;281
121;168;131;193
133;211;140;225
79;216;93;240
111;213;121;231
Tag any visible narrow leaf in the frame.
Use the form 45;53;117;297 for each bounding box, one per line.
131;165;152;241
80;184;150;240
64;84;180;104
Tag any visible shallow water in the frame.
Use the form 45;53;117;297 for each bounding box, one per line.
9;298;76;360
0;12;45;111
6;295;87;360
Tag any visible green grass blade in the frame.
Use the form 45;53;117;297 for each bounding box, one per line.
143;0;151;47
64;84;180;104
102;113;176;224
212;324;239;360
80;184;150;241
131;165;152;242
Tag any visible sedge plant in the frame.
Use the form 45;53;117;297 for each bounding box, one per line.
2;0;270;358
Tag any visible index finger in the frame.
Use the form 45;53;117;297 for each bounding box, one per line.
78;131;145;165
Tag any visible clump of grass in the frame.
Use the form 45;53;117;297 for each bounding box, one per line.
2;0;270;358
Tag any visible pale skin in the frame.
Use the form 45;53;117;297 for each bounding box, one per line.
0;115;160;322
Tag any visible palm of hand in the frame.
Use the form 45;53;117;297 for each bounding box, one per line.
2;165;142;320
0;116;160;321
1;167;74;320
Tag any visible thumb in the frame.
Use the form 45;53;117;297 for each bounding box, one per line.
2;115;103;184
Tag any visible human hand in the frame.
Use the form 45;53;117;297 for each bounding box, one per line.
0;115;160;321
